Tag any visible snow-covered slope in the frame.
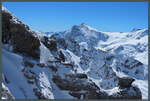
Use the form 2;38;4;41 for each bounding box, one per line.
49;23;148;99
97;29;148;65
2;48;36;99
2;6;148;100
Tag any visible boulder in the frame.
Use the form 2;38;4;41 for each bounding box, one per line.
118;77;135;88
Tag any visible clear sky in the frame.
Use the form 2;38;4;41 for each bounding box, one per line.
2;2;148;32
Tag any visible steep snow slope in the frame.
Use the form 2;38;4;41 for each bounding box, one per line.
2;48;36;99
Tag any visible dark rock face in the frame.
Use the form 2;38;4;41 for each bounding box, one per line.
52;74;142;99
52;74;109;99
48;65;57;72
41;36;57;51
108;77;142;99
37;63;45;68
118;77;135;88
2;12;11;44
50;34;67;49
109;86;142;99
2;10;40;59
41;36;66;62
4;75;10;84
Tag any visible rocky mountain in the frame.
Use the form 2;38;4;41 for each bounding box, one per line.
1;6;148;99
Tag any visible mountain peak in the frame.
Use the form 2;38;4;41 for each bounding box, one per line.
131;28;142;32
80;22;87;26
80;23;89;28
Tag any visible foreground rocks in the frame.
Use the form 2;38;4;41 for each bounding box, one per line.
109;77;142;99
52;73;109;99
53;74;142;99
2;83;14;100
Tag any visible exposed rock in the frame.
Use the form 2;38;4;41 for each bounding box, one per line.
23;68;36;80
23;61;34;67
27;79;35;84
58;50;65;62
41;36;57;51
67;73;88;79
69;91;83;99
4;75;10;84
48;39;57;51
37;63;45;68
118;77;135;88
2;9;40;59
48;65;57;72
33;88;46;99
50;34;67;49
109;86;142;99
2;83;14;100
52;74;109;99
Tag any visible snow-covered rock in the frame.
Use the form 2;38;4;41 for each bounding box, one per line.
2;6;148;100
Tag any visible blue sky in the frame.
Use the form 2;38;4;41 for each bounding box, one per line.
2;2;148;32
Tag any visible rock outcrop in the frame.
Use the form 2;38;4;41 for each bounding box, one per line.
52;74;109;99
109;77;142;99
2;83;15;100
2;8;40;59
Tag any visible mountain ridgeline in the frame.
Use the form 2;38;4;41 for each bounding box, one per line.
2;7;148;99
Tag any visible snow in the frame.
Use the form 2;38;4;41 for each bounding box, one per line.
97;29;148;66
133;80;148;99
2;48;36;99
65;49;83;73
39;72;54;99
2;16;148;100
103;87;120;95
2;6;10;13
40;42;55;63
2;83;14;99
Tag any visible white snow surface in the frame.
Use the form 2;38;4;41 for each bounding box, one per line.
2;48;36;99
